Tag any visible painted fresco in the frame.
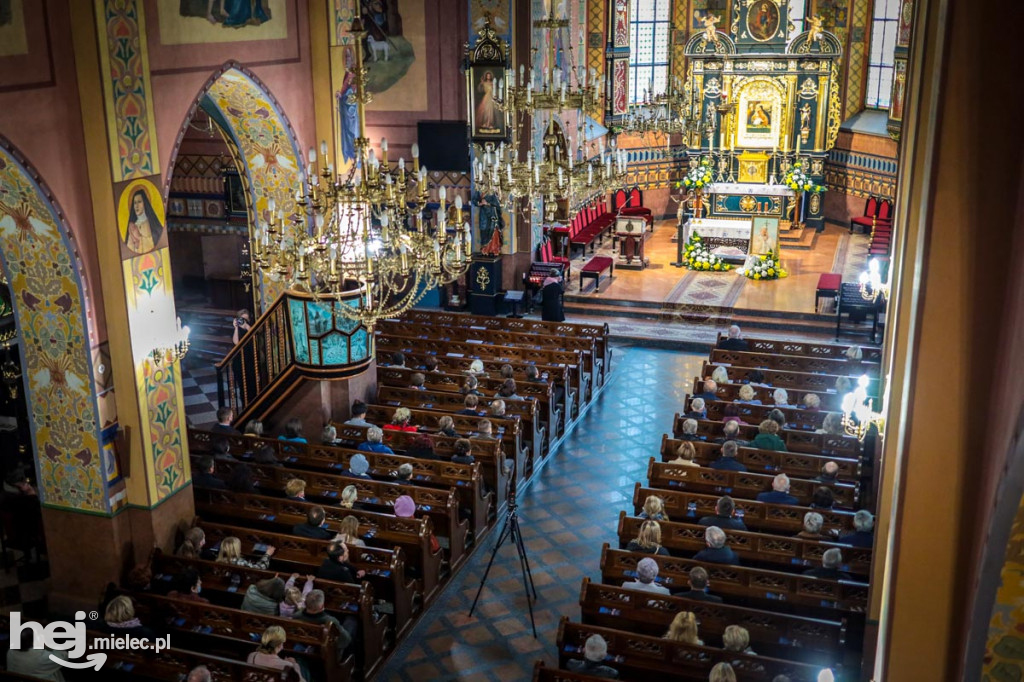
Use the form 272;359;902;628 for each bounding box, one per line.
691;0;729;30
470;0;511;37
204;69;303;310
158;0;287;45
0;0;26;57
362;0;427;111
118;179;168;259
0;144;106;512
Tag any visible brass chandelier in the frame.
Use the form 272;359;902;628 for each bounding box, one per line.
252;18;471;328
620;77;694;137
470;10;630;219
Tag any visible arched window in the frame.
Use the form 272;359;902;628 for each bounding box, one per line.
865;0;900;108
628;0;671;104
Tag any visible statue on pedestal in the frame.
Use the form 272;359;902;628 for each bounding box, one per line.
475;191;504;255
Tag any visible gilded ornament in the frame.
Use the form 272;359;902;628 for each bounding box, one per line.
475;266;491;291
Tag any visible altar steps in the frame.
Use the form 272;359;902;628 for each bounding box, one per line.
778;225;820;250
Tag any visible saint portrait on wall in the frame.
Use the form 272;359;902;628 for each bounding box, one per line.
178;0;272;27
118;180;167;259
746;0;780;41
746;101;772;134
469;65;507;141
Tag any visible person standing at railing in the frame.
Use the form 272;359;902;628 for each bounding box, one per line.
230;309;253;407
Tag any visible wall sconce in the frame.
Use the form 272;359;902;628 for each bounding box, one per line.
859;258;889;302
147;317;191;368
841;374;885;440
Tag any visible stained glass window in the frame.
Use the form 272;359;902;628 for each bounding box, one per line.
628;0;671;105
865;0;900;109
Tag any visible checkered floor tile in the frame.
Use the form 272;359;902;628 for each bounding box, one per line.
181;361;220;429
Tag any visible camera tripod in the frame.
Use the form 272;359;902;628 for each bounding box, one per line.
468;470;538;638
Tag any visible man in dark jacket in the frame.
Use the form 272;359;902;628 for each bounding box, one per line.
192;456;226;489
693;526;740;565
210;407;240;435
293;506;335;540
756;473;800;505
709;441;747;472
803;548;853;581
295;589;356;654
698;496;748;531
672;566;723;603
837;510;875;548
318;541;365;583
717;325;749;351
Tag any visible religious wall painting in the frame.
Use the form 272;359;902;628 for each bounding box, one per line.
158;0;287;45
361;0;428;111
750;216;779;255
612;0;629;48
691;0;729;31
469;65;508;141
898;0;913;45
890;58;907;122
118;179;168;260
735;78;785;149
745;101;773;134
0;0;26;57
746;0;780;41
470;0;511;37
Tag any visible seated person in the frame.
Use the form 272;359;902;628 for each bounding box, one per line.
810;486;835;510
211;439;236;461
295;589;357;657
243;420;264;438
772;388;790;407
252;445;282;467
461;375;484;396
458;394;481;415
357;426;394;454
815;461;840;483
345;401;374;428
797;512;825;540
672;566;722;602
395;462;414;483
102;596;157;640
803;393;822;411
717;325;749;351
450;438;475;465
292;505;335;540
395;495;440;554
7;645;68;679
714;420;747;446
278;418;307;443
466;359;486;376
638;495;666;521
409;372;427;390
387;351;406;368
241;576;286;616
751;419;787;451
699;495;747;531
321;425;340;446
246;626;307;682
278;574;315;618
710;662;737;682
709;441;747;472
499;364;515;379
722;625;756;656
216;536;275;570
176;527;207;559
710;365;730;385
625;520;670;556
756;473;799;505
406;434;439;460
318;541;366;583
816;412;846;436
211;406;240;435
338;485;363;511
622;557;669;594
678;418;705;442
669;440;700;467
721;403;746;425
838;509;875;547
437;415;459;438
422;356;440;373
803;547;853;581
735;383;762;405
694;379;720;402
566;634;620;679
343;453;372;480
664;611;702;646
524;364;544;382
226;463;258;494
167;568;208;604
192;456;226;489
743;369;768;386
693;526;740;565
768;408;787;430
489;399;506;418
336;515;365;548
384;407;417;432
685;397;707;421
284;477;307;501
475;419;497;440
495;378;521;400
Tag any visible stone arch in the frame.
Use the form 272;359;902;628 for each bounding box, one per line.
164;62;305;313
0;136;106;513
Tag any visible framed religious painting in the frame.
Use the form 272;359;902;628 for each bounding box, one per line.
746;0;781;41
750;217;780;255
466;19;510;143
736;79;785;149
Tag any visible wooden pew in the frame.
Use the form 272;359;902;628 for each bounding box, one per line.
397;309;612;381
532;660;613;682
378;318;604;390
617;512;872;578
716;333;882;362
692;377;846;412
556;617;824;682
376;331;592;406
387;350;578;421
376;384;548;463
673;415;862;459
361;403;528;481
150;549;387;679
127;591;350;681
660;435;862;482
645;457;860;508
599;544;869;616
710;348;880;378
96;644;300;681
197;521;417;635
702;362;881;396
195;489;443;603
377;365;563;440
694;396;831;432
578;577;846;663
203;458;469;569
332;424;509;512
631;482;856;535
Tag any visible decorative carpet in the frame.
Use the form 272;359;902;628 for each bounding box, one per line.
663;270;746;308
561;232;652;296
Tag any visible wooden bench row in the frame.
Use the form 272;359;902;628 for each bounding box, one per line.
702;361;881;397
673;415;862;459
693;377;847;412
710;348;880;378
660;435;862;482
717;333;882;362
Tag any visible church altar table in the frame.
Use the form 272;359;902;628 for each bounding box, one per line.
706;183;796;226
708;183;795;196
684;217;753;260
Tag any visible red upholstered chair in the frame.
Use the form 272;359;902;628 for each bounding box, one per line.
612;189;627;211
877;199;893;223
628;187;642;208
850;196;880;233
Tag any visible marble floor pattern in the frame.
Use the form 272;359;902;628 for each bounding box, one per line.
375;345;704;681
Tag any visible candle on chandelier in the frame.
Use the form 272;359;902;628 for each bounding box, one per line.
320;140;328;157
308;147;316;164
534;165;540;184
587;163;593;185
506;163;513;183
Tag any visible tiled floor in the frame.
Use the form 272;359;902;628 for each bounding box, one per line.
375;345;703;681
181;361;220;428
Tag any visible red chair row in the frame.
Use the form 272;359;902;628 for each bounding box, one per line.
611;186;653;230
850;195;893;233
550;197;614;256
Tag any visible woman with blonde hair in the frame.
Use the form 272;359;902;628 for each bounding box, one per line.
384;407;416;432
176;526;205;559
339;485;360;510
803;393;821;411
639;495;667;521
284;477;307;500
664;611;702;645
709;662;737;682
247;625;306;681
816;412;845;436
215;536;275;569
103;595;156;639
243;420;264;437
626;520;670;556
437;415;458;438
710;365;729;385
670;440;700;467
736;384;761;405
337;515;366;548
722;624;756;655
751;419;786;451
